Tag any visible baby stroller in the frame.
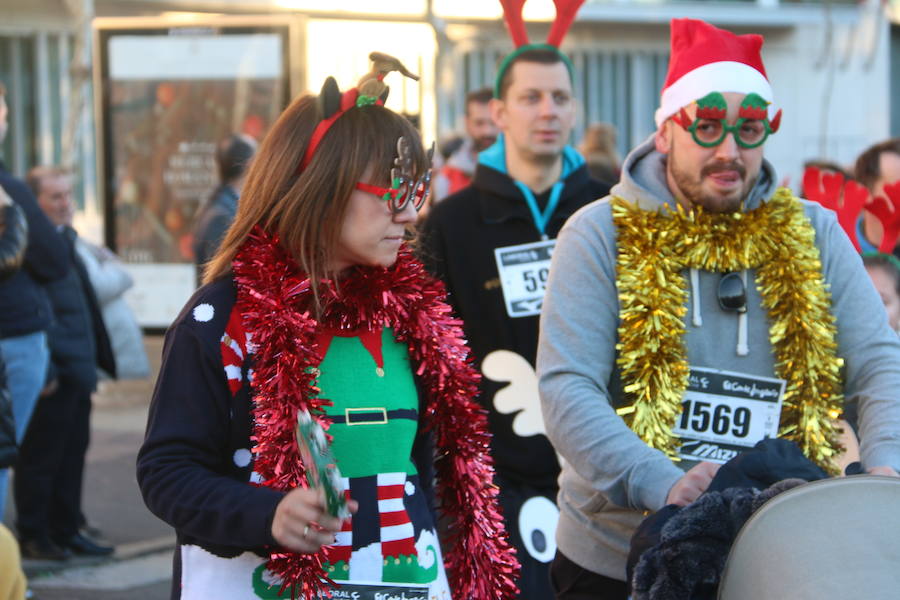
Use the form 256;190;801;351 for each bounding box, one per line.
630;440;900;599
717;475;900;599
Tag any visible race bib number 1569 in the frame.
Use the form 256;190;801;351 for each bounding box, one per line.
673;367;786;464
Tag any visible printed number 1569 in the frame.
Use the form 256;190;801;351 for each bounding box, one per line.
679;400;750;438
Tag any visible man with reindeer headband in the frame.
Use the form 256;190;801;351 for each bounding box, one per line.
537;18;900;598
420;2;609;597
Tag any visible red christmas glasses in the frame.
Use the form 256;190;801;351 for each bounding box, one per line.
354;137;434;214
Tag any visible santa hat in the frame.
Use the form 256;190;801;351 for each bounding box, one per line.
655;19;775;127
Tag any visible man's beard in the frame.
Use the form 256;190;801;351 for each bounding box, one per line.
473;135;497;153
668;150;755;214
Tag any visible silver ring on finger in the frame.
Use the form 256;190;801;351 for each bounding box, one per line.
303;524;310;538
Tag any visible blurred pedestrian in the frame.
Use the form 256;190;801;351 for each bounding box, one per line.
432;87;498;203
0;185;28;516
854;138;900;254
15;166;115;560
74;239;150;379
0;83;70;521
137;54;517;599
192;133;257;284
578;122;621;184
419;2;606;597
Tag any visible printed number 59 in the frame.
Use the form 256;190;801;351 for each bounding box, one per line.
522;268;549;293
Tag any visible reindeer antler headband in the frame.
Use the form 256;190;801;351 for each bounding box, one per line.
298;52;420;173
804;166;900;254
493;0;587;98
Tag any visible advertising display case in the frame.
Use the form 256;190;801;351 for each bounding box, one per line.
93;16;304;327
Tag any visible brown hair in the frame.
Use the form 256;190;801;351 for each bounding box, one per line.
465;87;493;115
203;94;426;295
216;134;257;182
497;47;567;100
26;165;72;196
854;138;900;191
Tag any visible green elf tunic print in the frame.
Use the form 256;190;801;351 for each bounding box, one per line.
315;328;447;591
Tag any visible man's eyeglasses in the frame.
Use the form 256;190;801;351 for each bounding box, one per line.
687;118;771;149
717;272;747;313
672;91;782;150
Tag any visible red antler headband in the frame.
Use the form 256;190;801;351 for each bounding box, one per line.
865;181;900;253
493;0;586;97
499;0;529;48
297;52;420;174
804;166;900;254
547;0;585;46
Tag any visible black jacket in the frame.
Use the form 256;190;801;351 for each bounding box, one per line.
0;201;29;468
44;227;116;389
419;157;610;487
0;162;69;338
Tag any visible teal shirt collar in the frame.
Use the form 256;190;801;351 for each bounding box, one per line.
477;134;585;237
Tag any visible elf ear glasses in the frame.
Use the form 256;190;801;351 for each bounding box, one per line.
672;91;782;150
687;117;771;149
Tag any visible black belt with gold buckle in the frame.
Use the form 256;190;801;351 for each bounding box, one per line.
326;407;418;425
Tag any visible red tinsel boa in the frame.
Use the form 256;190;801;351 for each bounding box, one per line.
232;226;520;599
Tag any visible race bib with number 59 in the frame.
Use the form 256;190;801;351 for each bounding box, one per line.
493;240;556;319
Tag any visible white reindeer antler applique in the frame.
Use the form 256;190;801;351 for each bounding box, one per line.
482;350;547;438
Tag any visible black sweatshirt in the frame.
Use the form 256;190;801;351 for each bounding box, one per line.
419;157;610;488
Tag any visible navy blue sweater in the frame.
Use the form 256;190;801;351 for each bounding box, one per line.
0;163;69;338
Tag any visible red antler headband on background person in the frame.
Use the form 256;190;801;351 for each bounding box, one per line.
493;0;587;97
499;0;529;48
804;166;900;254
297;52;420;174
864;181;900;253
547;0;585;46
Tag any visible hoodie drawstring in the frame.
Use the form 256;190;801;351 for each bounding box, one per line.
736;270;749;356
690;268;703;327
690;268;750;357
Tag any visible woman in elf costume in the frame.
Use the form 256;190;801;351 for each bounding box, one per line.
137;54;518;600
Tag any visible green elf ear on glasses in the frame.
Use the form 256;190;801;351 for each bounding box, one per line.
671;91;783;149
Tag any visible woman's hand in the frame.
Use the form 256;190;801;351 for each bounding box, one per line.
271;487;357;553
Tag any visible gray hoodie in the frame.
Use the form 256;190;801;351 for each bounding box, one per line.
537;135;900;581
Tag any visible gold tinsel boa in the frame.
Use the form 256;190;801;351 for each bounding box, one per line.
613;188;844;473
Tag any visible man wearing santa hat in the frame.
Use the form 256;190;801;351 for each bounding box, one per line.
537;18;900;599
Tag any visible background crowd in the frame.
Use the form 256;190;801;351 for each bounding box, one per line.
0;81;150;594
